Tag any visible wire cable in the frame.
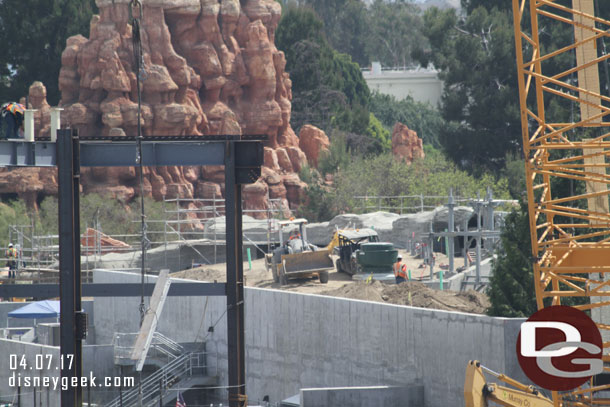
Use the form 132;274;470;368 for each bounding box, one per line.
129;0;149;327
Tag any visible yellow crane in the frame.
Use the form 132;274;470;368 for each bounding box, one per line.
492;0;610;404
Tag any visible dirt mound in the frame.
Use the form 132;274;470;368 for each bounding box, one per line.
321;281;490;314
321;280;386;303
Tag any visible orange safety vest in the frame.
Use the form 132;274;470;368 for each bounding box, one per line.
394;262;407;279
6;248;16;259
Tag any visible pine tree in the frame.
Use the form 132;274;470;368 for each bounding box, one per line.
0;0;97;104
487;202;537;317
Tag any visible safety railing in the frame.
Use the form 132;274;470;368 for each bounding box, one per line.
105;351;209;407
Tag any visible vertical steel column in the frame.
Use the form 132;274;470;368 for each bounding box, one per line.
447;190;455;274
225;141;246;407
57;129;81;407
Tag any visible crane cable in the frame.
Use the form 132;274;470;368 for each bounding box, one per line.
129;0;149;326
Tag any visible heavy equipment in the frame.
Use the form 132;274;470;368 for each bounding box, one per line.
329;229;398;282
265;219;333;285
464;360;552;407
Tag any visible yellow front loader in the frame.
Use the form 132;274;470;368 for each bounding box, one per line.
265;219;333;285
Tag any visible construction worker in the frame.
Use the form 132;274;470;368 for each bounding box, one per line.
394;254;407;284
6;243;17;279
1;102;25;139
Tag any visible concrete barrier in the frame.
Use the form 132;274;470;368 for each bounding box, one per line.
92;270;527;407
300;385;424;407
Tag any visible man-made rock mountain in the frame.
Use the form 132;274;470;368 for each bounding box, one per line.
3;0;314;217
298;125;330;168
392;122;425;164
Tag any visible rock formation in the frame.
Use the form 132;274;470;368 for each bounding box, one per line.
298;125;330;168
2;0;315;219
391;122;425;164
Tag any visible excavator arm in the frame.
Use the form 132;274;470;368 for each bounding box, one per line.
465;361;553;407
326;230;340;252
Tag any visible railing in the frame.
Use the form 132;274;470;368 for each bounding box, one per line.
353;194;472;215
105;352;208;407
113;332;185;366
5;194;290;271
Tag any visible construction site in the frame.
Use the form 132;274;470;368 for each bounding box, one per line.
2;0;610;406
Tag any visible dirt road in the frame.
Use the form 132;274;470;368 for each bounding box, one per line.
171;251;490;314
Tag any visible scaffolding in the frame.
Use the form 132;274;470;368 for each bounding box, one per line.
2;193;290;276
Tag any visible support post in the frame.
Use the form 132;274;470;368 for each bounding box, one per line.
225;141;246;407
23;109;36;141
57;129;82;407
447;190;455;274
476;199;482;285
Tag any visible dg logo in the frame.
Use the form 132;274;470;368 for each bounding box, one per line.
517;305;603;391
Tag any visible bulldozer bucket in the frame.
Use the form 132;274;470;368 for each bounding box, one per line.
281;249;333;277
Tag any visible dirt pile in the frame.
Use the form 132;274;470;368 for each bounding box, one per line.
322;281;490;314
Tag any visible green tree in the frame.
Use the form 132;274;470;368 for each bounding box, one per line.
0;0;97;104
369;92;445;149
284;0;370;66
365;0;426;67
276;6;371;134
486;202;537;317
417;6;519;172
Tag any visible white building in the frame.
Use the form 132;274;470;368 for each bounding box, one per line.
362;62;444;107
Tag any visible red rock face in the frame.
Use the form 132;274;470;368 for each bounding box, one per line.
391;122;425;164
298;125;330;168
2;0;324;221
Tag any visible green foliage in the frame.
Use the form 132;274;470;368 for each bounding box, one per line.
417;5;520;172
276;6;371;135
365;113;391;154
300;146;510;220
282;0;370;66
365;0;426;67
487;202;537;318
318;132;351;176
37;193;167;239
503;153;526;200
369;92;445;149
0;200;31;246
0;0;97;104
296;165;339;222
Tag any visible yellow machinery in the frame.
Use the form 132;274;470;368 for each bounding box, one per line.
265;219;333;285
465;361;553;407
508;0;610;404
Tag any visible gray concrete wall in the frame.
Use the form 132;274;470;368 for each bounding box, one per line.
92;270;527;407
0;339;60;406
300;385;424;407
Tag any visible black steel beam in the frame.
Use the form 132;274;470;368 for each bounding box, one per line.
0;140;232;167
0;282;227;298
57;130;78;407
225;141;247;407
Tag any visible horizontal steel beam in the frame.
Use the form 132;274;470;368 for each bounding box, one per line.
0;282;226;298
0;140;231;167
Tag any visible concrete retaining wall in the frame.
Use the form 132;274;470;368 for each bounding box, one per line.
0;339;60;406
92;270;527;407
300;385;424;407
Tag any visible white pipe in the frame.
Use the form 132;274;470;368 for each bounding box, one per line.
50;107;63;142
24;109;37;142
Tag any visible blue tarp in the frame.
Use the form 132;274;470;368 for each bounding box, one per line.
8;300;60;319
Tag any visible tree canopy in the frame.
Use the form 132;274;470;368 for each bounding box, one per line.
276;6;371;134
486;202;537;317
0;0;97;105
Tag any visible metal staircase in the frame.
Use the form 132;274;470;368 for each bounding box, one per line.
105;351;213;407
113;332;184;366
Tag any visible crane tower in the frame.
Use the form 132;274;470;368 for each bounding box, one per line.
512;0;610;404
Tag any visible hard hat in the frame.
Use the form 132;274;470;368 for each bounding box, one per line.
397;254;403;260
8;243;13;247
